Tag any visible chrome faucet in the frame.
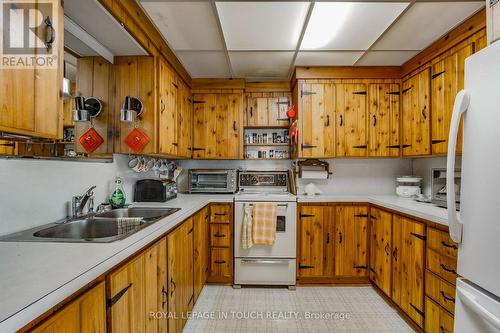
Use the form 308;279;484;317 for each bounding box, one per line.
72;185;96;217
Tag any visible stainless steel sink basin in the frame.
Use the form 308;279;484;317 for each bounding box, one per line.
0;207;181;243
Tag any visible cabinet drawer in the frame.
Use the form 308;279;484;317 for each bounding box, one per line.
210;248;232;280
427;228;458;259
426;270;456;314
210;224;231;247
427;249;458;285
425;297;454;333
210;204;232;223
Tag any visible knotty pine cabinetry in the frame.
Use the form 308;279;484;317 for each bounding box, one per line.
158;58;178;156
113;56;157;155
192;93;242;159
31;282;106;333
193;206;210;302
401;69;431;157
75;57;113;154
369;207;393;297
107;237;167;333
245;92;291;127
0;0;63;140
297;205;335;280
207;203;233;283
167;218;194;333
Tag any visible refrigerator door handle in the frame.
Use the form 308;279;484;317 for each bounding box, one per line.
447;89;470;243
457;287;500;331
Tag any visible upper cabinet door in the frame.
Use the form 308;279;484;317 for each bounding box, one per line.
336;84;367;157
177;81;193;158
368;84;400;157
299;83;335;158
268;96;290;127
431;44;473;155
158;59;178;156
114;56;157;155
402;69;431;157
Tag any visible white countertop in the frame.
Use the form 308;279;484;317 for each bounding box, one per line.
0;193;448;331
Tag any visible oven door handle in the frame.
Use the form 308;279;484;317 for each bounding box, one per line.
240;259;290;265
245;204;289;208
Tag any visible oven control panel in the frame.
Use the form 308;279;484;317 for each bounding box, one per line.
239;172;288;187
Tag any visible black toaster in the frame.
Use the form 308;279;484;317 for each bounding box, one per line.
134;179;177;202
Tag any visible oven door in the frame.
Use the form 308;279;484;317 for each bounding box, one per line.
190;172;230;193
234;201;296;258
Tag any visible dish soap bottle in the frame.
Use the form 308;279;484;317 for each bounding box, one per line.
110;177;125;209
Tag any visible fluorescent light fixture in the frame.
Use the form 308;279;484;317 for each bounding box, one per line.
301;3;353;50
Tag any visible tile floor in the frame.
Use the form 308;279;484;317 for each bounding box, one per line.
183;286;414;333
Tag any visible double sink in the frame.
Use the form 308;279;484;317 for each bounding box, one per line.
0;207;180;243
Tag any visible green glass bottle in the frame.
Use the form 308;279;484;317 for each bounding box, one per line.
110;177;125;209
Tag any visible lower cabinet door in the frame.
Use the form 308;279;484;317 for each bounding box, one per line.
209;247;233;283
335;205;369;278
31;282;106;333
425;297;454;333
392;215;425;327
369;207;393;296
194;207;209;302
297;205;335;279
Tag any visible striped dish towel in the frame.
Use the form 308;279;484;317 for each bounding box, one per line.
240;205;253;249
252;203;277;245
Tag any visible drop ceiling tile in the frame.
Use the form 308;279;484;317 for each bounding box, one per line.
373;2;484;51
355;51;419;66
295;51;364;66
177;51;230;78
301;2;409;50
229;52;294;78
141;1;222;50
216;2;309;50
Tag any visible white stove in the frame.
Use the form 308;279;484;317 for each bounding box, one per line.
233;171;297;288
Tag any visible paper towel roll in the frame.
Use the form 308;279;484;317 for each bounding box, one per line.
301;170;329;179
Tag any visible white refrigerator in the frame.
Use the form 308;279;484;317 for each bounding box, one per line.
447;40;500;332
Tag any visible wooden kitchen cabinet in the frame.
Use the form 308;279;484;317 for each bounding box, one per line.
74;57;113;154
368;84;401;157
298;83;336;158
297;205;335;280
208;203;233;283
431;45;473;155
167;218;194;333
158;58;178;156
192;93;242;159
245;94;290;127
334;205;369;278
177;80;193;158
0;0;63;139
335;84;368;157
114;56;157;155
402;69;431;157
107;238;167;333
369;207;392;297
193;207;209;303
392;215;425;328
31;282;106;333
425;297;454;333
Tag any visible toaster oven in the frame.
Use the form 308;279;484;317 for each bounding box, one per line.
188;169;238;193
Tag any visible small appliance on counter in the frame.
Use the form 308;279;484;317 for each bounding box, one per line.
134;179;177;202
431;168;460;209
188;169;238;193
396;176;422;198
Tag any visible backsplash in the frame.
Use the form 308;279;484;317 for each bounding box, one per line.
0;155;154;236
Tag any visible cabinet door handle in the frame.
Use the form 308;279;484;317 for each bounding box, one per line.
339;114;343;126
384;243;391;255
300;213;315;219
301;144;318;150
298;264;315;269
160;100;165;113
213;233;226;238
440;264;457;274
170;277;176;296
107;283;132;308
233;121;237;131
250;106;253;118
214;212;227;216
354;214;369;218
339;232;343;244
214;260;226;264
392;247;398;261
441;241;458;250
43;16;55;50
353;265;368;269
422;106;427;120
326;232;330;244
432;139;447;145
441;291;456;303
372;114;377;127
325;115;330;127
161;286;168;309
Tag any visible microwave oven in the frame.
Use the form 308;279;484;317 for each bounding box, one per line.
188;169;238;194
